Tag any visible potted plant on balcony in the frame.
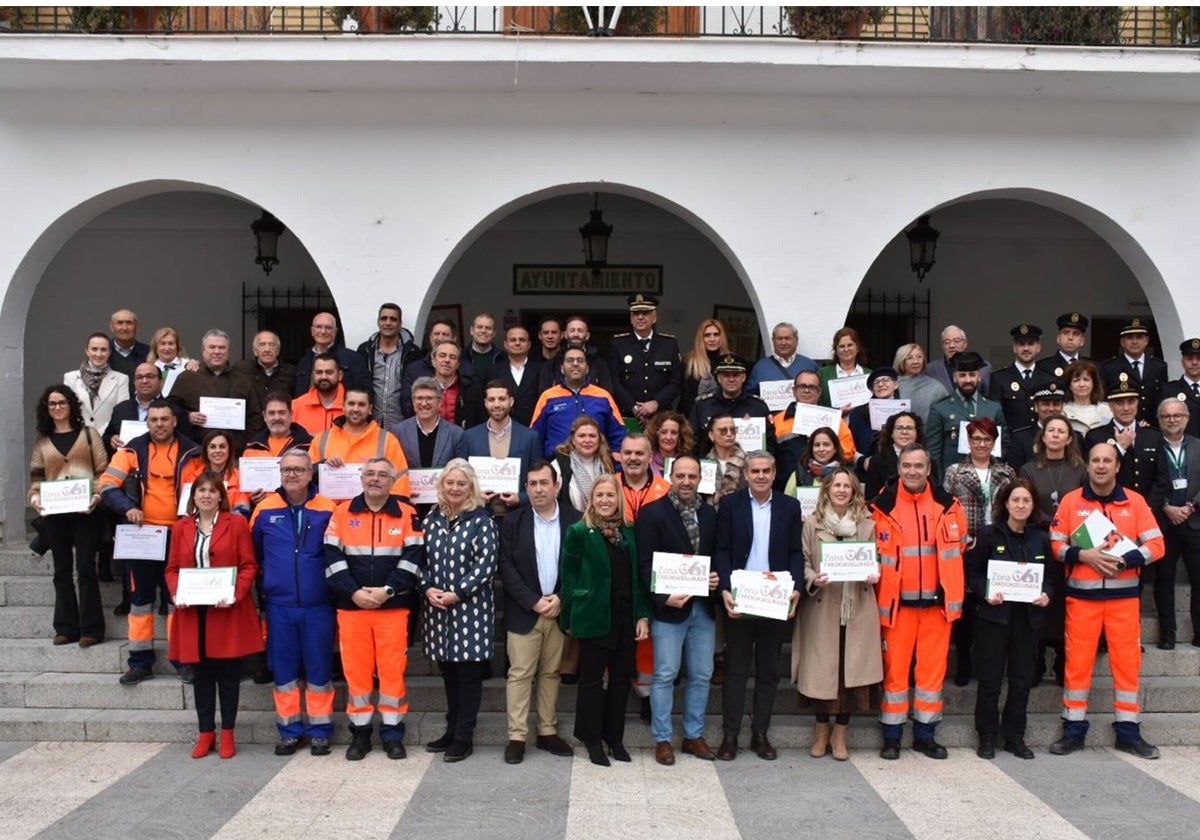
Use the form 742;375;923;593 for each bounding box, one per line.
1163;6;1200;44
1003;6;1124;45
554;6;665;35
327;7;440;33
784;7;888;39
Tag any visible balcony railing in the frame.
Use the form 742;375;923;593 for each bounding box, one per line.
1;7;1197;47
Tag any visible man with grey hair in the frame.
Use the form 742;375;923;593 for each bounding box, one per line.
928;324;992;395
746;321;817;399
294;311;371;397
107;308;150;388
1149;397;1200;651
171;328;262;449
234;329;297;406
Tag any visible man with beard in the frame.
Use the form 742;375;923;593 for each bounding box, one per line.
291;353;345;436
926;352;1008;474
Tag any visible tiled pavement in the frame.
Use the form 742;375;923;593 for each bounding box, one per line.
4;739;1200;840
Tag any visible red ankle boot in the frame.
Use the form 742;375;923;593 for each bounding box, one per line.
192;731;216;759
219;728;236;759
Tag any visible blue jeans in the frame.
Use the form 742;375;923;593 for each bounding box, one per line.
650;602;715;743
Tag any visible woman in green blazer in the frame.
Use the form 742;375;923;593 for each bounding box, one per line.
818;326;872;409
559;474;651;766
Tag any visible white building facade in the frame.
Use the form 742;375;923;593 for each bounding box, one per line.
1;32;1198;535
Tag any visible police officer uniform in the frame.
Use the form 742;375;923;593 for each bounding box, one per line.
1098;318;1169;426
989;323;1056;432
1035;312;1090;385
1005;384;1071;471
687;354;774;458
1083;383;1161;498
608;294;683;417
926;352;1009;472
1162;338;1200;439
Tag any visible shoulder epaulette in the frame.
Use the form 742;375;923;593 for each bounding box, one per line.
613;332;632;339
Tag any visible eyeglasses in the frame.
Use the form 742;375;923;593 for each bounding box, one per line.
280;466;311;475
713;427;737;435
969;436;995;444
793;383;820;391
1160;414;1187;421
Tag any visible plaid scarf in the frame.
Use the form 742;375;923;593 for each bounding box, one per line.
668;486;702;553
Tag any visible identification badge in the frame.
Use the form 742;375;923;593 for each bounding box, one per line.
1174;478;1188;490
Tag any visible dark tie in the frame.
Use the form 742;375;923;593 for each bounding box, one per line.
1131;360;1141;381
1192;382;1200;400
163;362;177;370
1022;369;1032;384
643;339;651;354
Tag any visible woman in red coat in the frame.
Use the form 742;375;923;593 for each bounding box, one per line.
166;471;263;759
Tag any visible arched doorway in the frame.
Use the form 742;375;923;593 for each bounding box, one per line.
421;185;762;362
849;190;1178;373
2;181;332;536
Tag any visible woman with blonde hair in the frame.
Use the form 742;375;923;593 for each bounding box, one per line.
680;319;729;416
146;326;194;396
792;467;880;761
560;474;651;766
554;415;616;512
893;343;948;424
419;458;499;762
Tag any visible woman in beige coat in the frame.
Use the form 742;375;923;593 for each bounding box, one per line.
791;467;882;760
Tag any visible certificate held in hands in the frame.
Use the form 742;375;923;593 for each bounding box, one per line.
819;541;878;582
651;553;711;597
114;524;169;561
730;569;794;620
199;396;246;431
176;567;237;606
985;560;1043;603
38;478;92;516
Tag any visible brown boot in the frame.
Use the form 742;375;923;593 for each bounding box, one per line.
810;722;831;758
831;724;850;761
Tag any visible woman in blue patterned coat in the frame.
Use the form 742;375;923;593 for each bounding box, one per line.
419;458;498;763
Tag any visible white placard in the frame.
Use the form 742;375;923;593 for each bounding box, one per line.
113;523;169;561
827;374;871;408
986;560;1044;603
1071;509;1140;559
794;486;819;519
468;456;521;495
868;399;912;431
819;541;878;582
758;380;794;412
177;482;193;516
198;396;247;431
38;478;93;516
956;420;1003;456
318;463;364;500
409;468;442;504
238;457;281;494
664;458;718;495
651;552;711;597
790;404;843;438
118;420;148;444
175;566;237;606
730;569;794;620
734;417;767;452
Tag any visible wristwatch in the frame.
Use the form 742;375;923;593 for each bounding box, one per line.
1114;559;1127;572
383;585;395;598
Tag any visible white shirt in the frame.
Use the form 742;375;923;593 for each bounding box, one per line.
746;493;773;572
532;504;561;596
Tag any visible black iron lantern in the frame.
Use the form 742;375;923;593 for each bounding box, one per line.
579;193;613;269
905;214;939;282
251;210;286;275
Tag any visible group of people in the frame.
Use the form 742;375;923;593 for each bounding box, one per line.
29;298;1199;763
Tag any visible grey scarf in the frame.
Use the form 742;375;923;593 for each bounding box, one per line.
668;487;703;552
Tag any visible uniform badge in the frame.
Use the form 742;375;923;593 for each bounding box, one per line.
1180;392;1188;402
1011;381;1020;392
1119;372;1128;382
624;355;633;364
1055;367;1063;377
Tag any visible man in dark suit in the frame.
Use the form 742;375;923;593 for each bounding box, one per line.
463;380;541;518
1084;383;1160;499
1149;397;1200;650
498;461;580;764
1099;319;1169;426
608;293;682;422
636;455;720;766
713;450;803;761
103;362;192;453
491;325;542;427
535;315;615;396
391;376;467;472
233;330;297;410
1162;338;1200;439
107;308;150;389
989;323;1055;432
1036;312;1090;385
293;312;370;397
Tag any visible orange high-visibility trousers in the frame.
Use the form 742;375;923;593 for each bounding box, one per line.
1063;597;1141;727
633;638;654;699
337;608;410;740
881;605;952;727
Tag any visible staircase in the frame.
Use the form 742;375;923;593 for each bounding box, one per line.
1;544;1198;748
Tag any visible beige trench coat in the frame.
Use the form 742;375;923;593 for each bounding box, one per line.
790;515;883;700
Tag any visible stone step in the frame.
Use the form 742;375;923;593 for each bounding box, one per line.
0;576;132;608
0;606;167;640
1;706;1199;749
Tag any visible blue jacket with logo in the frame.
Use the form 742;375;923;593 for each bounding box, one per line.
250;485;337;607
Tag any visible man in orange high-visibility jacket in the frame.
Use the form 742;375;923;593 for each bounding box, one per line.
873;442;968;760
309;386;411;499
291;352;345;436
1049;442;1165;759
324;456;425;761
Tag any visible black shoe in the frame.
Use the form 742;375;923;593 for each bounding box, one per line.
345;733;372;761
443;740;473;763
274;737;301;756
535;734;574;756
425;732;454;753
1115;738;1160;759
1004;739;1035;760
606;742;631;762
586;742;610;767
1158;638;1176;651
1049;735;1085;756
113;600;130;617
504;740;525;764
749;731;777;760
384;742;407;760
880;738;901;760
98;568;114;583
310;737;331;756
977;739;995;759
716;736;737;761
176;665;195;685
118;666;154;685
913;738;948;759
639;696;651;723
560;673;579;685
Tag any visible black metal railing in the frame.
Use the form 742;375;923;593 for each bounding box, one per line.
1;7;1198;46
